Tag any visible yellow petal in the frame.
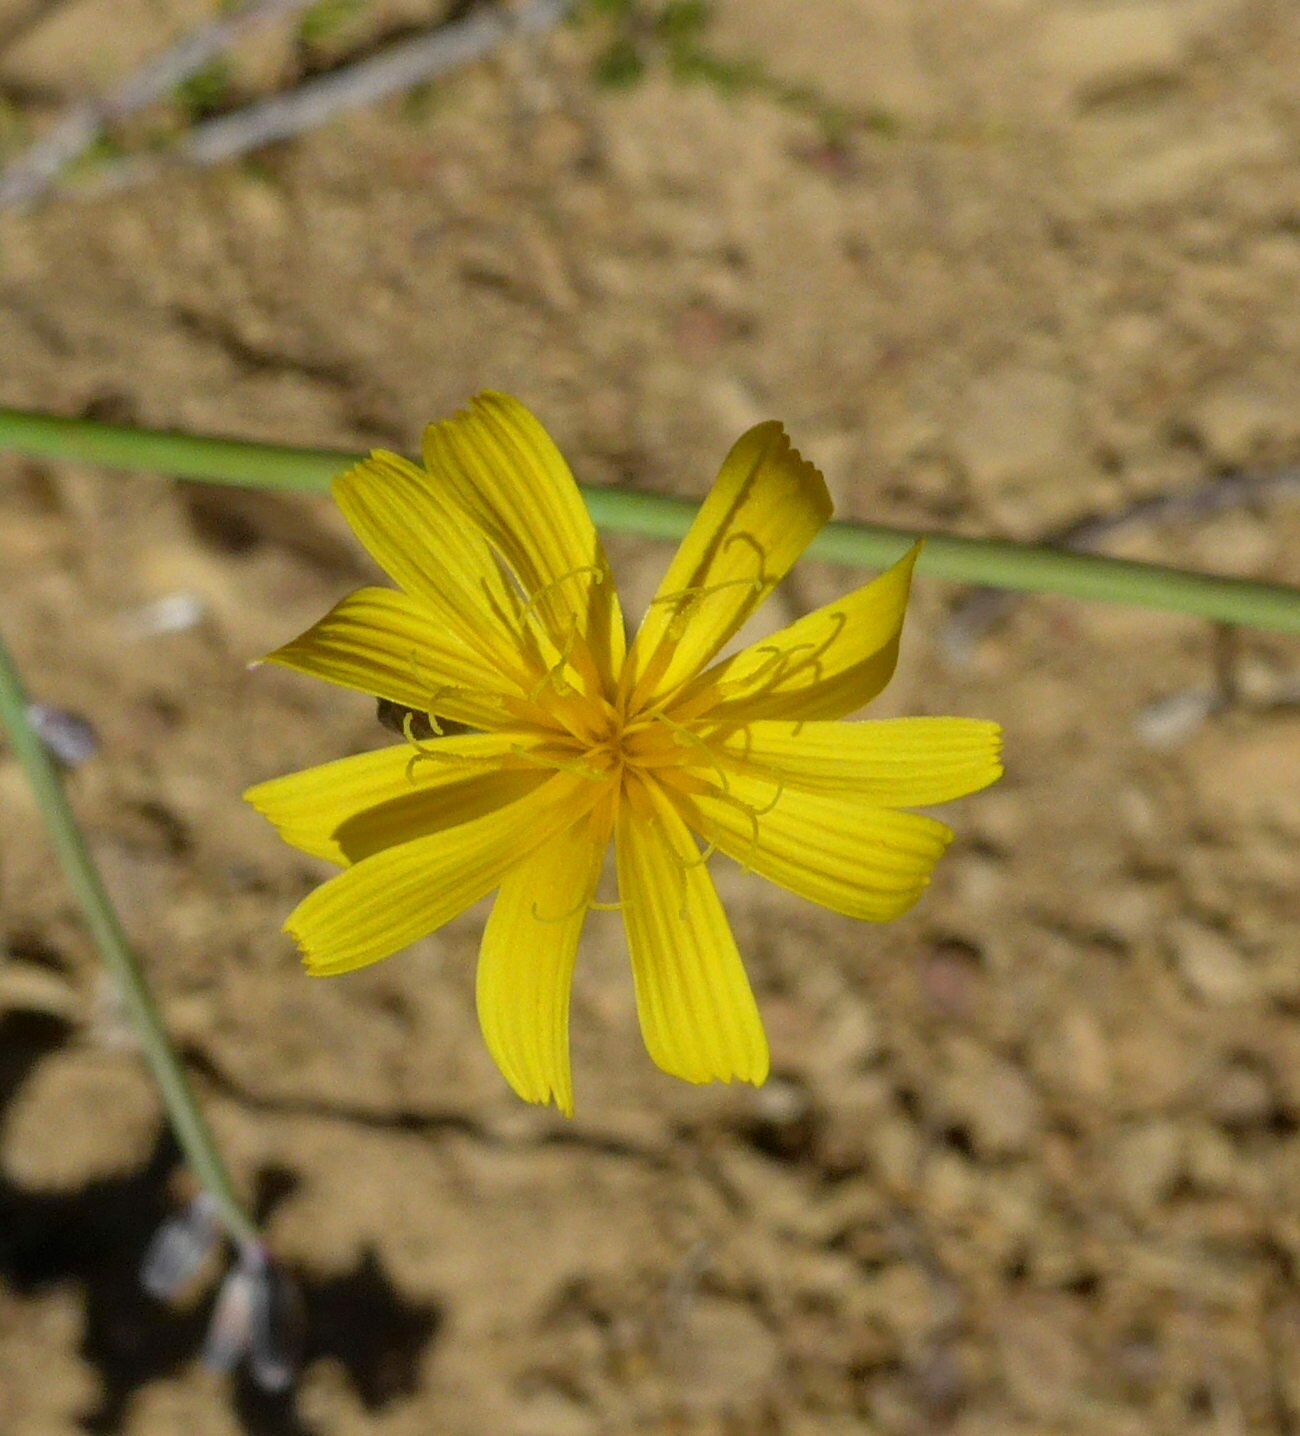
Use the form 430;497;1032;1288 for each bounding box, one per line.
423;393;625;679
679;540;921;724
715;717;1003;805
614;775;769;1086
332;451;535;687
263;586;516;731
244;734;547;865
477;809;610;1116
286;772;605;976
672;768;952;922
626;422;832;706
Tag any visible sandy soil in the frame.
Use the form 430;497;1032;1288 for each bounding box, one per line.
1;0;1299;1432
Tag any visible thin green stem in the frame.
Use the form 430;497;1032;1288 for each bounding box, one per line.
1;406;1297;633
0;631;258;1246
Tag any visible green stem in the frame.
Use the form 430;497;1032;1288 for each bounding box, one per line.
0;631;258;1246
1;406;1298;633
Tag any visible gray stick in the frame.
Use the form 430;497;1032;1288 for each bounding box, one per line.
18;0;572;201
10;0;568;205
0;0;320;208
179;0;572;167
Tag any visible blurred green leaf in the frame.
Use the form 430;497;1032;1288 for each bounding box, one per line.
594;37;646;88
299;0;368;47
65;132;129;176
656;0;710;41
0;96;29;160
175;58;232;119
668;46;763;93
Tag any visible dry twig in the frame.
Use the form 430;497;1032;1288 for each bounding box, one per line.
0;0;321;208
177;0;570;166
3;0;572;205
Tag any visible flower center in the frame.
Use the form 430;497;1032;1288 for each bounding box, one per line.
579;700;698;786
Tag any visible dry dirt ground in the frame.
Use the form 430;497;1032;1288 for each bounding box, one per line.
1;0;1299;1432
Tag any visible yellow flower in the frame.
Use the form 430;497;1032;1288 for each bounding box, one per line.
245;393;1001;1114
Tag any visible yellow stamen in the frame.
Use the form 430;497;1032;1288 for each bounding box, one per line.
508;743;608;781
652;714;730;794
529;621;579;702
648;573;764;618
519;564;605;620
530;888;592;923
402;710;442;753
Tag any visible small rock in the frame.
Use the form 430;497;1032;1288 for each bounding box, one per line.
117;591;207;640
1191;725;1300;833
1135;689;1217;749
511;1390;593;1436
707;0;937;121
1171;919;1257;1004
948;853;1006;912
940;1040;1043;1158
808;998;881;1076
4;1052;159;1186
0;960;78;1019
919;944;983;1020
1189;383;1286;466
1185;1123;1260;1196
1034;1009;1112;1101
922;1149;978;1223
673;1297;781;1410
141;1195;221;1301
951;366;1078;493
702;373;768;437
25;703;99;766
967;788;1024;850
1093;121;1287;209
1078;879;1163;944
1113;1119;1182;1213
998;1296;1090;1420
862;1263;938;1343
1116;788;1161;842
1204;1060;1274;1129
1038;3;1186;105
747;1076;817;1161
868;1111;924;1190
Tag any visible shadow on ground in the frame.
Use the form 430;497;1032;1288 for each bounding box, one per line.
0;1011;442;1434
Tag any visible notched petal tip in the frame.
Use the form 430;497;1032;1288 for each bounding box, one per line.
281;920;315;967
292;939;342;980
282;911;349;978
329;447;422;501
519;1083;575;1119
757;419;835;524
644;1035;771;1090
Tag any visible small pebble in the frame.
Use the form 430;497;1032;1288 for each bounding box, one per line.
247;1253;304;1394
25;703;98;766
141;1193;220;1300
203;1259;257;1375
1134;689;1217;749
117;591;206;640
203;1245;301;1392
